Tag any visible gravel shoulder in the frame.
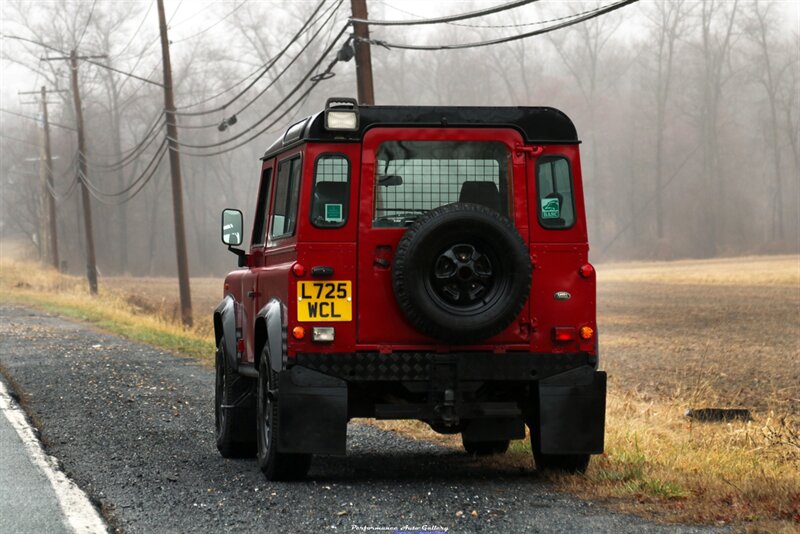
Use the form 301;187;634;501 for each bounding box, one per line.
0;305;717;534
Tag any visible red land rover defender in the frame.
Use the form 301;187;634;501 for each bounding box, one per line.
215;98;606;480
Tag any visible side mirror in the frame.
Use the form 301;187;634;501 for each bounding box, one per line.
221;209;243;246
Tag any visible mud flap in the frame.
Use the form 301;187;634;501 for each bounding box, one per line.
536;367;606;454
277;366;347;456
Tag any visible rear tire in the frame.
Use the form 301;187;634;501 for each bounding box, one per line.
392;203;532;343
215;338;256;458
462;437;510;456
256;351;311;480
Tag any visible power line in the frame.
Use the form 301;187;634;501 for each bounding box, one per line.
355;0;639;51
80;139;165;196
378;0;607;29
84;117;165;171
76;0;97;48
168;2;215;28
79;140;167;204
116;0;184;98
174;0;339;114
4;35;162;86
0;133;40;147
115;0;155;59
44;154;79;204
0;108;75;130
173;0;341;129
350;0;537;26
169;23;349;151
174;27;347;157
170;0;249;44
83;57;163;87
175;0;330;116
600;145;700;256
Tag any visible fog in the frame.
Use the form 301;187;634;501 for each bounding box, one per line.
1;0;798;278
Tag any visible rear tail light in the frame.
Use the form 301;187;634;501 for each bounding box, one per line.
292;263;306;277
580;326;594;340
579;263;595;278
292;326;305;340
553;327;576;342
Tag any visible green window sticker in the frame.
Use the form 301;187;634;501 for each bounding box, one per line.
325;203;343;222
541;197;560;219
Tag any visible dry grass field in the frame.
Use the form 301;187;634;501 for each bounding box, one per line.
600;255;800;415
1;253;798;529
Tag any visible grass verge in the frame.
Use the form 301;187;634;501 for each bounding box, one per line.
0;259;214;365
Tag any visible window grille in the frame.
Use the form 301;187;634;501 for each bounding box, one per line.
373;141;509;227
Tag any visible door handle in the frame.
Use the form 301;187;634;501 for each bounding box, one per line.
247;290;259;299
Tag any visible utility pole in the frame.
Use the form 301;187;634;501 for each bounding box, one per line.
44;51;105;294
350;0;375;105
20;87;65;269
156;0;193;327
70;50;99;294
41;87;59;269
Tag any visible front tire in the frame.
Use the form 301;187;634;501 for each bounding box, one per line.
256;352;311;480
215;338;255;458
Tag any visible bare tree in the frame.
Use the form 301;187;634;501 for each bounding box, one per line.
696;0;738;255
746;0;794;241
644;0;690;243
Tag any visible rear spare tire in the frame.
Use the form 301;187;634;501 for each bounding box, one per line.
392;203;532;343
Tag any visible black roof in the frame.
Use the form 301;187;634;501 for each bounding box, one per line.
262;105;579;159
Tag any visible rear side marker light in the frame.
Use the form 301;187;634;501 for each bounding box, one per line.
292;263;306;277
580;326;594;340
312;327;335;342
579;263;595;278
292;326;305;340
553;327;576;342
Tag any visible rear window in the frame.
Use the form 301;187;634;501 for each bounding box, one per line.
310;154;350;228
536;156;575;229
373;141;510;227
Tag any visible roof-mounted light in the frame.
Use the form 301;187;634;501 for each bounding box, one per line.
324;97;359;131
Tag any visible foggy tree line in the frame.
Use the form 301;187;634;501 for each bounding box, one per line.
1;0;797;279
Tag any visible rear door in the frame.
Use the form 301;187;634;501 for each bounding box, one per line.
527;145;595;354
356;127;531;347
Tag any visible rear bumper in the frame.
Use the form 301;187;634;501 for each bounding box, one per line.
276;351;605;456
293;351;597;382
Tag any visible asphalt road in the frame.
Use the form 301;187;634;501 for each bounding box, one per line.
0;388;71;534
0;305;716;534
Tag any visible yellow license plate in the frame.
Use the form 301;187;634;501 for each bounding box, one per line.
297;281;352;322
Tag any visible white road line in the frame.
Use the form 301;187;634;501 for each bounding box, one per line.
0;379;108;534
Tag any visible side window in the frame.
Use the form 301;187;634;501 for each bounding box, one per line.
536;156;575;229
269;155;302;240
310;154;350;228
250;167;273;246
